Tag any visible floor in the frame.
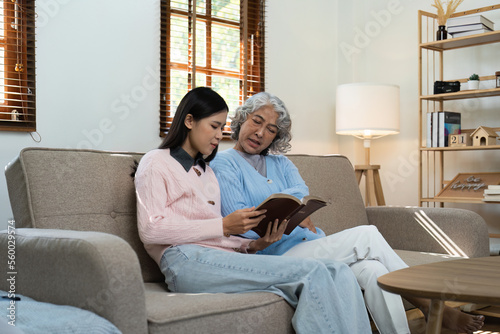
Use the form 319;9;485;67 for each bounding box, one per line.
406;314;500;334
371;305;500;334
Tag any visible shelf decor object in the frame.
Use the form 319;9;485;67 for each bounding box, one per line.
468;73;480;90
435;173;500;201
436;25;448;40
449;133;471;147
432;0;465;40
336;83;400;206
471;126;499;146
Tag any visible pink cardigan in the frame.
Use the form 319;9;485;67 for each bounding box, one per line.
135;149;253;265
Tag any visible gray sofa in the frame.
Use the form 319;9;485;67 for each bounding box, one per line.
0;147;490;333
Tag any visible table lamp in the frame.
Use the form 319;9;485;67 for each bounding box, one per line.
336;82;400;206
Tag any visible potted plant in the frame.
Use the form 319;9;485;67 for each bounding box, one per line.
468;73;480;90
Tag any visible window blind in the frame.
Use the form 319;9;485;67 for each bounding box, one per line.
0;0;36;132
160;0;265;137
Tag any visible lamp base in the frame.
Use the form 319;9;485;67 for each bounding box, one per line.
354;164;386;207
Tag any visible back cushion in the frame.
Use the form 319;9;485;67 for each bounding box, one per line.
5;148;163;283
286;154;369;234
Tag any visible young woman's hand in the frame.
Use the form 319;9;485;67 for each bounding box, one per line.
222;207;266;235
248;219;288;252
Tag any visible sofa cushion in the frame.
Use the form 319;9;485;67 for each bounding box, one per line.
0;290;121;333
144;283;294;334
286;154;369;234
5;148;163;283
395;249;465;267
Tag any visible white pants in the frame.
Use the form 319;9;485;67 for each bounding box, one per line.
283;225;410;334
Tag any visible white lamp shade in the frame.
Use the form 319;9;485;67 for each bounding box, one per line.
336;83;400;138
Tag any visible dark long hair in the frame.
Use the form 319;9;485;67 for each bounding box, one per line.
131;87;228;178
159;87;228;162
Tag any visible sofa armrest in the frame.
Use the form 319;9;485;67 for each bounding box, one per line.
0;228;148;334
366;207;490;258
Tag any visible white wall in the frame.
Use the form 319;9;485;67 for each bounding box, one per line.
264;0;500;236
266;0;339;154
0;0;499;236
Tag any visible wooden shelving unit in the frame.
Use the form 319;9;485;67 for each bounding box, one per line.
418;6;500;206
418;8;500;321
420;29;500;50
421;87;500;101
421;145;500;151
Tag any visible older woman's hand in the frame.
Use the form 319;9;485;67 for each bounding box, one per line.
299;217;317;234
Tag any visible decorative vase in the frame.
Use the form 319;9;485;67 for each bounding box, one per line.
436;25;447;41
468;80;479;90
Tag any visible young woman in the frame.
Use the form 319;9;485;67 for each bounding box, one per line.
210;91;485;334
134;87;371;334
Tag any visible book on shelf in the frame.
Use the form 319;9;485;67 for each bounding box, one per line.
438;111;461;147
432;112;439;147
447;14;495;31
448;23;493;34
484;188;500;195
451;29;493;38
483;194;500;202
252;193;328;237
483;185;500;202
426;112;433;147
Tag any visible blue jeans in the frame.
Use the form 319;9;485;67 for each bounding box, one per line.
284;225;410;334
160;244;371;334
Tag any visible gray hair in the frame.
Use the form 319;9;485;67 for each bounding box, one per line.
231;92;292;155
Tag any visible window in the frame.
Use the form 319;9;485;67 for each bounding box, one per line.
0;0;36;132
160;0;265;137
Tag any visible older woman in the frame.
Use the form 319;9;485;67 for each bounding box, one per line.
210;92;485;334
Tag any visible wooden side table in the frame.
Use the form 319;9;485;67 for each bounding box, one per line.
378;257;500;334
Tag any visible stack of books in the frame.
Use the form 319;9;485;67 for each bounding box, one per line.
426;111;461;147
447;14;495;38
483;185;500;202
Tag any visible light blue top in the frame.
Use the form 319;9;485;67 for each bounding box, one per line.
211;148;325;255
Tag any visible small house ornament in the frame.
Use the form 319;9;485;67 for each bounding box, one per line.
470;126;499;146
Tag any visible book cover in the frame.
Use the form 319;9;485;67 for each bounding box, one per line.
448;23;492;33
438;111;461;147
484;189;500;195
252;194;328;237
482;194;500;202
447;14;495;30
426;112;432;148
450;29;493;38
432;112;439;147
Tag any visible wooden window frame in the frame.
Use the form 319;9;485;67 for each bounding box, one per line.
0;0;36;132
160;0;265;138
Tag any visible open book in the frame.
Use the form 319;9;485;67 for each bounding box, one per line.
252;193;328;237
